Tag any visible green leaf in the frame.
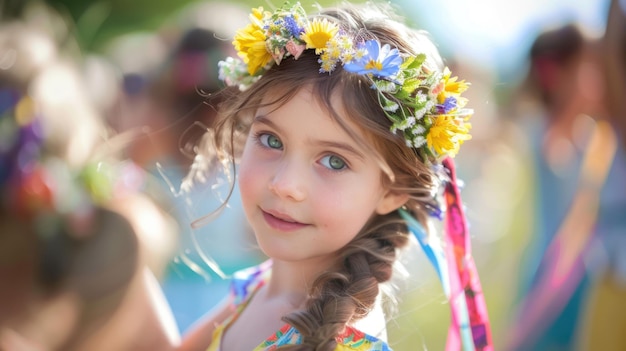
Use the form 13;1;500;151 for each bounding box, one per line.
395;89;409;100
402;77;421;95
400;56;415;69
401;54;426;71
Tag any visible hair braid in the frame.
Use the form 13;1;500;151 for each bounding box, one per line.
280;215;410;351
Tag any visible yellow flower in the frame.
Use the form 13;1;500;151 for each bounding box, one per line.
444;75;469;95
426;116;472;157
233;23;272;75
249;7;266;27
301;18;338;53
437;67;469;104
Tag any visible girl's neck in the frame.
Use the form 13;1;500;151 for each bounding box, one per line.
265;257;337;302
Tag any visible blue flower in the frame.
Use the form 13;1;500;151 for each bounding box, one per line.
343;40;402;78
283;16;303;37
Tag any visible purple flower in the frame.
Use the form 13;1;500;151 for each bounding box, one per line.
343;40;402;78
437;96;458;114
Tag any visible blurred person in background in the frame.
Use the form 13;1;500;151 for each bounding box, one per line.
603;0;626;149
0;2;180;350
505;7;626;350
104;1;263;333
577;0;626;349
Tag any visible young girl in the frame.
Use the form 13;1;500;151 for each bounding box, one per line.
180;2;491;350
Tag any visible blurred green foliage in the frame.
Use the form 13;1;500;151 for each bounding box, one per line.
25;0;365;51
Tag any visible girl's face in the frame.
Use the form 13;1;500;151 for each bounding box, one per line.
238;87;406;265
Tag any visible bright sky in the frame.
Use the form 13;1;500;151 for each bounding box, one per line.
395;0;612;79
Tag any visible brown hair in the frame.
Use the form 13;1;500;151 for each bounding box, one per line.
195;3;445;350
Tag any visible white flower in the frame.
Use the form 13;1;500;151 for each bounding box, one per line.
395;116;416;131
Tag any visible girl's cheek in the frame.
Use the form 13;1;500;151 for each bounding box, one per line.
238;142;257;179
238;154;264;201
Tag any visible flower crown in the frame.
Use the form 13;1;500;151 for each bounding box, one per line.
218;1;472;161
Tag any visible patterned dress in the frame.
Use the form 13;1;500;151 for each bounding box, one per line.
207;261;392;351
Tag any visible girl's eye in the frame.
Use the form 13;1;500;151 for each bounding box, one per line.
320;155;347;170
259;133;283;149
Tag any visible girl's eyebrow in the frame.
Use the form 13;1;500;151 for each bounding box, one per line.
253;114;286;136
253;114;365;161
315;140;365;161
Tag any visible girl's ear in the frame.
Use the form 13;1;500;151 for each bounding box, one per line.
375;191;409;215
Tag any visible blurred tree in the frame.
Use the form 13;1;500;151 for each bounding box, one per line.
38;0;199;50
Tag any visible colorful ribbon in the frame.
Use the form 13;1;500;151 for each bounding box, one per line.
400;157;492;351
442;157;492;350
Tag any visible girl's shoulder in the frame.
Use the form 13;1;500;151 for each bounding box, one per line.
335;326;393;351
259;324;392;351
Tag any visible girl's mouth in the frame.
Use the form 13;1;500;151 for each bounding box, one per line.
262;210;308;232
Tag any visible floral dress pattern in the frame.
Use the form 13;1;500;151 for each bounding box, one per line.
207;260;392;351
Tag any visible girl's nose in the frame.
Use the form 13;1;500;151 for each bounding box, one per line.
268;159;307;202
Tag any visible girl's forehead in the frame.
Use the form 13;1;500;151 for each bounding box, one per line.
257;86;355;132
259;84;348;114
